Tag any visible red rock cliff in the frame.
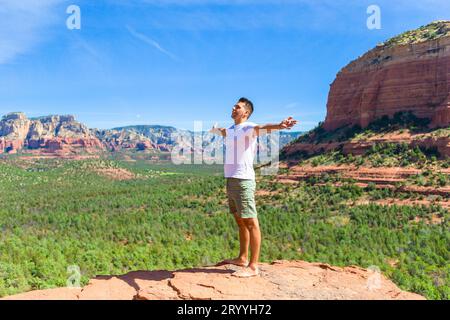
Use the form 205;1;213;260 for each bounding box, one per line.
324;21;450;131
0;112;104;154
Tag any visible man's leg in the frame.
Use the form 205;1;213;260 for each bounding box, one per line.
217;212;249;266
217;179;250;267
243;217;261;272
234;212;250;264
231;217;260;277
231;179;260;277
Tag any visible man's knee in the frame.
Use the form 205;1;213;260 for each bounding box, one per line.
243;218;259;230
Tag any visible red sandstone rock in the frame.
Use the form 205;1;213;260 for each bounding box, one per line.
136;141;152;150
324;23;450;131
45;139;64;151
276;163;450;198
0;139;24;153
1;260;425;300
0;113;105;155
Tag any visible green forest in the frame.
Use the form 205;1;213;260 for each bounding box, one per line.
0;158;448;299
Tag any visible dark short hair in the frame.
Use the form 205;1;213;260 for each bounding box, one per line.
238;97;254;118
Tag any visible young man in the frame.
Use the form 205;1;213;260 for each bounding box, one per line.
211;97;297;277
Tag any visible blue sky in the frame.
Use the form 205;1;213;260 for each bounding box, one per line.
0;0;449;131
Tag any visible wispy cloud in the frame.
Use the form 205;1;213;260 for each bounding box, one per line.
139;0;450;8
139;0;346;5
120;0;450;32
0;0;66;64
73;37;102;61
126;25;180;61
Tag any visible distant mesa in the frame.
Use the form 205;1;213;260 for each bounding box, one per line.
0;112;302;156
0;112;103;155
0;112;166;155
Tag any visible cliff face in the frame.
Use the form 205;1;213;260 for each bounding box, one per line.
0;112;30;152
110;125;188;152
92;128;155;152
324;21;450;131
0;112;160;155
0;112;104;154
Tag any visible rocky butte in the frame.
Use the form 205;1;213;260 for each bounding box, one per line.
324;20;450;131
282;21;450;159
0;112;104;155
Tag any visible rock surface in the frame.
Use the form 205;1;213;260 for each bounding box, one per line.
1;260;424;300
324;21;450;131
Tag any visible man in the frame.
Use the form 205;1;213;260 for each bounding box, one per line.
211;97;297;277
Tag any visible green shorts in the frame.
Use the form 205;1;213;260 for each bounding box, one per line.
226;178;257;219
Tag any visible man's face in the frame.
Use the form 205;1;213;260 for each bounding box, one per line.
231;102;249;121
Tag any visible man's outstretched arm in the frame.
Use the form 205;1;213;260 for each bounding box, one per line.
254;116;298;136
209;123;227;137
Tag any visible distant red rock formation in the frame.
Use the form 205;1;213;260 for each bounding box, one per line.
324;23;450;131
0;112;105;155
0;139;24;153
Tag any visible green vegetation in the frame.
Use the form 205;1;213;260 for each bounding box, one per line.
381;20;450;47
292;142;450;170
406;169;450;188
281;111;449;170
290;111;434;147
0;157;448;299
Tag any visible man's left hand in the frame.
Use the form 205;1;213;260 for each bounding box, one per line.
279;117;298;129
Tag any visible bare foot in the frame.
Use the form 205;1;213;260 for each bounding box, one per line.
231;266;260;278
216;258;249;267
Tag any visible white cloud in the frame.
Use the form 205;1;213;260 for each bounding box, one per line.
126;25;180;61
0;0;66;64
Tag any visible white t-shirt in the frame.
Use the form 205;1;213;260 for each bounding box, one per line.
224;121;258;180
